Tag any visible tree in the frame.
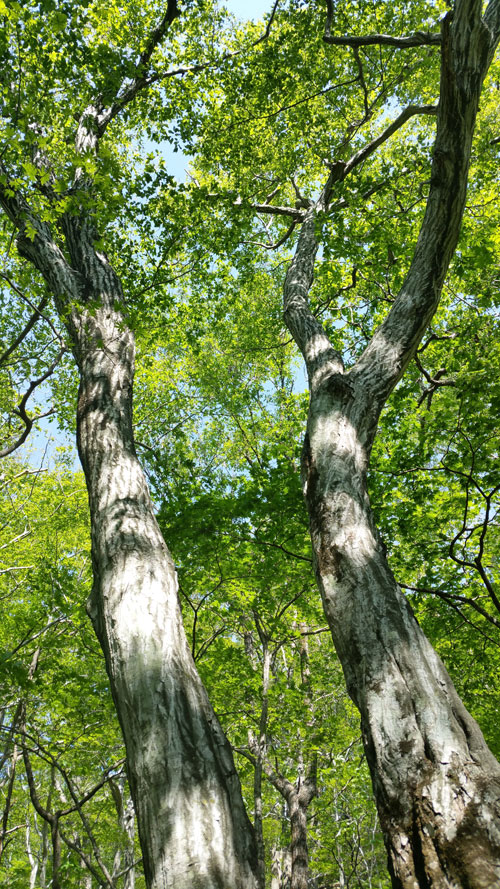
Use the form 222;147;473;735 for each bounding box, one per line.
283;3;500;882
156;422;391;889
0;2;259;887
186;0;500;883
2;1;500;887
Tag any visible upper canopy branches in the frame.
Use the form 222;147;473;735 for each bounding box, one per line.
323;0;441;47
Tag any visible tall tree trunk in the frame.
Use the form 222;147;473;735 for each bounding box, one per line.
270;842;284;889
73;272;257;889
250;618;317;889
25;819;39;889
259;759;316;889
1;201;257;888
111;777;136;889
253;752;266;889
282;2;500;885
122;795;136;889
302;409;500;886
251;629;271;889
0;5;260;882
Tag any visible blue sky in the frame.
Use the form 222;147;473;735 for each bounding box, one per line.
226;0;274;20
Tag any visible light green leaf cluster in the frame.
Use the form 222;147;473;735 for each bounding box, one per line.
0;459;144;887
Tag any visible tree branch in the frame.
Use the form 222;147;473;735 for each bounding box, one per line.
484;0;500;47
280;101;436;388
401;582;500;633
342;105;437;178
96;0;282;136
324;31;442;49
349;5;496;429
323;1;441;49
247;219;297;249
0;274;64;344
0;295;49;367
0;347;66;458
0;173;82;324
252;537;313;563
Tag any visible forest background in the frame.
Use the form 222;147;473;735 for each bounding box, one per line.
0;0;499;887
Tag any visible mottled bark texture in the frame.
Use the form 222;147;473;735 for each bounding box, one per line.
256;768;315;889
1;205;257;889
255;750;316;889
284;2;500;886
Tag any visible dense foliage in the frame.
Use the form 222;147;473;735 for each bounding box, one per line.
0;0;499;886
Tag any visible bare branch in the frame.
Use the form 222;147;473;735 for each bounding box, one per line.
226;76;361;130
0;295;49;367
342;105;437;179
19;727;123;889
0;744;20;862
137;0;180;72
56;830;108;888
414;353;456;408
352;46;369;118
324;28;441;49
247;219;297;250
247;201;305;220
0;347;66;458
252;537;313;563
0;565;34;575
400;583;500;632
194;625;228;661
2;619;67;662
0;529;31;551
0;274;64;344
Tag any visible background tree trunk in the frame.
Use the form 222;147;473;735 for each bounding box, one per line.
251;636;271;889
286;782;315;889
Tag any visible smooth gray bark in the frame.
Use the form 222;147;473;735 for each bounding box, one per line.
25;820;40;889
252;638;271;889
283;1;500;886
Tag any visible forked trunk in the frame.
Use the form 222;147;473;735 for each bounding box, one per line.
281;3;500;884
302;394;500;888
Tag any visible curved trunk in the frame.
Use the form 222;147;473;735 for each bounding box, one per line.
71;259;257;889
302;396;500;887
281;4;500;884
5;195;257;888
